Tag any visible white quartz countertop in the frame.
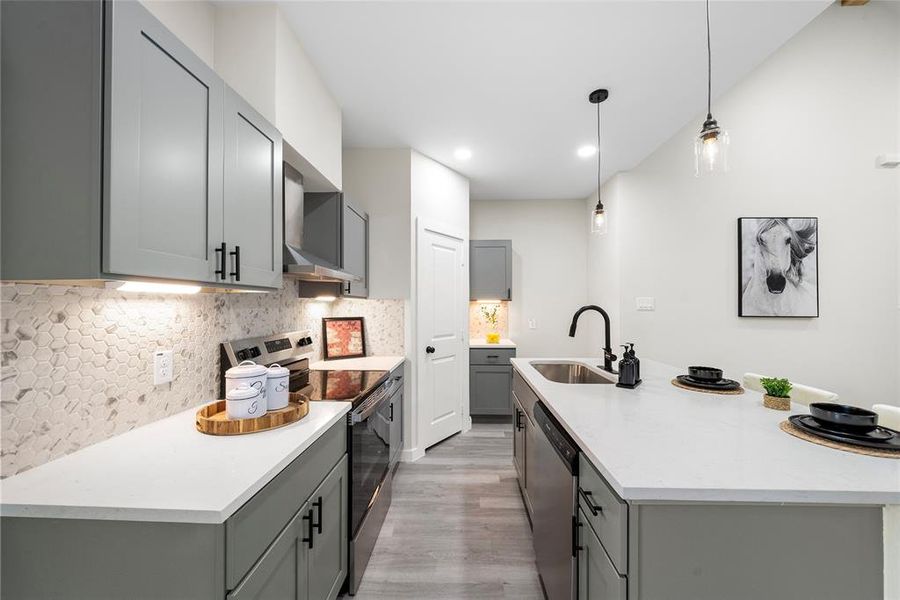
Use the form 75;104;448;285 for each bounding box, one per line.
310;356;404;372
470;339;517;349
512;358;900;505
0;402;351;523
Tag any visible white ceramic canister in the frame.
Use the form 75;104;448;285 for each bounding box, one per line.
225;384;263;419
225;360;268;411
266;364;290;410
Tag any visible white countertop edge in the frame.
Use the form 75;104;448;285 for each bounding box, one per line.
0;404;352;524
470;339;516;348
511;358;900;506
310;356;404;372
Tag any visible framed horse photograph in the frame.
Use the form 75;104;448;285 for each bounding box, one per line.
738;217;818;318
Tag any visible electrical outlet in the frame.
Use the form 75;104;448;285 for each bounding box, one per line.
154;350;174;385
636;297;656;311
528;319;537;330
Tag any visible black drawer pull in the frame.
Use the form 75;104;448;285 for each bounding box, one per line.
579;488;603;516
301;509;314;548
214;242;226;280
389;402;394;422
312;497;323;534
573;517;584;556
486;355;499;359
515;409;523;431
229;245;241;281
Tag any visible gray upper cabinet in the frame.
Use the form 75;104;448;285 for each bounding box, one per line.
105;0;224;283
223;88;283;289
470;240;512;300
342;201;369;298
1;1;282;291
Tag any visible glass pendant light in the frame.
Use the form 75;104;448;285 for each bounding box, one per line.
694;0;728;176
589;88;609;234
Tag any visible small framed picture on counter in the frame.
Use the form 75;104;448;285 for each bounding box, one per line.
323;317;367;360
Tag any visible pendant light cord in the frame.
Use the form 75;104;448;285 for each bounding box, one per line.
596;100;603;207
706;0;712;119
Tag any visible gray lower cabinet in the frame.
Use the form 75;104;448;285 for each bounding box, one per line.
470;348;516;417
1;0;282;291
470;240;512;300
577;507;627;600
512;393;526;483
1;420;348;600
512;371;538;522
342;202;369;298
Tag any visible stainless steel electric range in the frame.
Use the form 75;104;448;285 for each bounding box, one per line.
220;330;401;595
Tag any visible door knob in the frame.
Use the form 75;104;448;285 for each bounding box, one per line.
425;346;435;354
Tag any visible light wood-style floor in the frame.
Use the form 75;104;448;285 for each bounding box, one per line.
349;422;543;599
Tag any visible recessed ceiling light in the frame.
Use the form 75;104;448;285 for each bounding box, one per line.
454;148;472;161
577;145;598;158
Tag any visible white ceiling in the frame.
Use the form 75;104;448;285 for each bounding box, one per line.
279;1;830;200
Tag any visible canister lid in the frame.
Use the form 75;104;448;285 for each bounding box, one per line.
267;363;290;378
226;384;260;401
226;360;267;378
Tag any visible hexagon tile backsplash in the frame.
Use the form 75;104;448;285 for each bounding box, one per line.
0;283;404;477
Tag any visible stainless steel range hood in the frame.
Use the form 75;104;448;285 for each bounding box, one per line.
283;163;359;283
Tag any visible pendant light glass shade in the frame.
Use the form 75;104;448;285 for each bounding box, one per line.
591;202;607;234
694;116;729;175
695;0;728;177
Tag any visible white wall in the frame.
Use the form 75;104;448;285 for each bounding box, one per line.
342;149;412;300
141;0;216;67
470;199;591;358
585;178;623;359
214;3;277;121
587;2;899;408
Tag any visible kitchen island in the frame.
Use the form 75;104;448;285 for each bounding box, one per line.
511;357;899;600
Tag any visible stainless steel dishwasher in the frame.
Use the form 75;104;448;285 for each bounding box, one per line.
532;401;579;600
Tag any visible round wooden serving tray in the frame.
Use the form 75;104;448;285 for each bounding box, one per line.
196;392;310;436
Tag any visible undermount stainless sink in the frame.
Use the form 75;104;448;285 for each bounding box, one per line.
531;361;615;384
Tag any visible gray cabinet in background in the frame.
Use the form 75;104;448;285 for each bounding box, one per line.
470;240;512;300
470;347;516;417
342;202;369;298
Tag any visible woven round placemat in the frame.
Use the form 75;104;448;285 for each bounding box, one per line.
671;379;744;395
779;420;900;459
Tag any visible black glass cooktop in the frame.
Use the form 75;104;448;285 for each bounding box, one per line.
301;370;389;407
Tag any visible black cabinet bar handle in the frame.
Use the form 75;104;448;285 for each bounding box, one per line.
390;402;394;422
301;509;314;548
312;497;323;534
214;243;226;280
573;517;584;557
579;488;603;516
229;245;241;281
515;409;523;431
486;355;499;359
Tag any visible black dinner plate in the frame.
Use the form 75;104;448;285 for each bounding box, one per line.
789;415;900;450
675;375;741;391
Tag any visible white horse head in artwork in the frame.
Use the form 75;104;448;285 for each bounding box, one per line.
742;219;817;316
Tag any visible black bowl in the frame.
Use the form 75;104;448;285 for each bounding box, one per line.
688;366;723;382
808;403;878;432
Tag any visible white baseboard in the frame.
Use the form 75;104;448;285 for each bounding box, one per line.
400;447;425;463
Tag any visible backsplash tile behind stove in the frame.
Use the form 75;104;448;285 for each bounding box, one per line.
0;283;404;477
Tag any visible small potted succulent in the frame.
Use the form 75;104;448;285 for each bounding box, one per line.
760;377;792;411
480;303;501;344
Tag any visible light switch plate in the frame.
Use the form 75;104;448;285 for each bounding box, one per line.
636;297;655;311
528;319;537;329
153;350;174;385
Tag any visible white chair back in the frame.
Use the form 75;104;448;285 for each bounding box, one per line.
872;404;900;432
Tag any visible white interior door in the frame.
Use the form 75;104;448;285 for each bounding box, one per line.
417;222;466;450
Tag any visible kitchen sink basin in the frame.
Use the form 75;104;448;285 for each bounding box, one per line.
531;361;615;384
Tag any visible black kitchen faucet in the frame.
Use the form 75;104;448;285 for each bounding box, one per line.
568;305;617;373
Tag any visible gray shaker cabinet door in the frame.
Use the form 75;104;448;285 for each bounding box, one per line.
228;506;309;600
342;201;368;297
512;392;525;485
223;87;283;289
307;456;349;600
469;365;513;416
104;1;224;283
577;508;627;600
470;240;512;300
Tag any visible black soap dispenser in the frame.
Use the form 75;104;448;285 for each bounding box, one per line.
616;343;642;389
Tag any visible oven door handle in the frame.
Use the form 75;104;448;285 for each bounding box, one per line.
350;386;392;424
